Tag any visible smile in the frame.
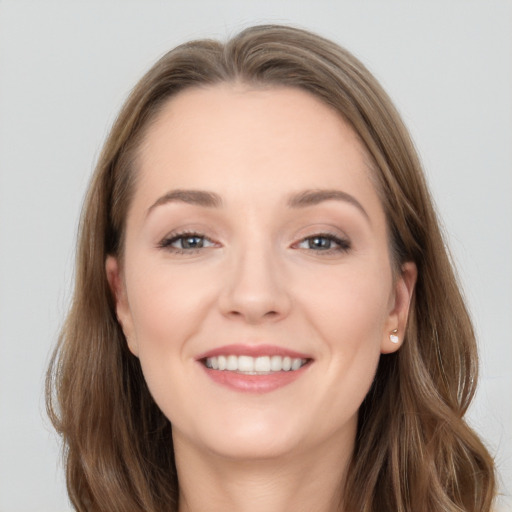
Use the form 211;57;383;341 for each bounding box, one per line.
197;345;313;393
204;355;308;374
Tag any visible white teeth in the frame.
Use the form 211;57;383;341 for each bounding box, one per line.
254;356;270;372
226;355;237;371
270;355;282;371
238;355;254;372
204;355;307;373
291;358;302;371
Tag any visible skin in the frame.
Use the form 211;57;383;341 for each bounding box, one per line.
106;84;417;512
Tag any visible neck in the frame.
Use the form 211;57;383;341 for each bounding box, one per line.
174;433;353;512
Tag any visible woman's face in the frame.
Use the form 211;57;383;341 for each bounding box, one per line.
107;84;415;461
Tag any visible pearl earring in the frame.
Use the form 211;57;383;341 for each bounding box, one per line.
390;329;399;344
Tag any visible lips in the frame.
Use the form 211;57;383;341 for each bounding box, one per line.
196;344;313;393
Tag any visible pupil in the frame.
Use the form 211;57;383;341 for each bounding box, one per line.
183;236;203;249
310;237;330;249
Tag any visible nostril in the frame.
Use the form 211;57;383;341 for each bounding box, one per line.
225;308;282;324
218;279;292;323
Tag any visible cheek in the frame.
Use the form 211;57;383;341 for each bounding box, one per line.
299;261;392;345
127;259;214;336
296;261;391;397
123;253;226;390
124;263;214;422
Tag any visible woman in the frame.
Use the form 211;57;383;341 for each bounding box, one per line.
46;25;496;511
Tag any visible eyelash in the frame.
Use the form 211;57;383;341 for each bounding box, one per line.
157;231;217;254
294;233;351;254
157;232;351;255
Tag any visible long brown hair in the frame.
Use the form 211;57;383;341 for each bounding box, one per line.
46;24;496;511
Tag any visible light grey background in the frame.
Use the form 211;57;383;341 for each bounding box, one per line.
0;2;511;511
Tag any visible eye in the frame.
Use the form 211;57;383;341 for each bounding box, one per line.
158;232;217;253
295;234;351;253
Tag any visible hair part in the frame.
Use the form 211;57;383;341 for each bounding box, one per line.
46;24;495;511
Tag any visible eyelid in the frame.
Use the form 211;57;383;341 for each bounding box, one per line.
156;227;351;255
157;230;220;253
292;231;351;253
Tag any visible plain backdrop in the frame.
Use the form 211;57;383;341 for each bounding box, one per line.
0;1;511;511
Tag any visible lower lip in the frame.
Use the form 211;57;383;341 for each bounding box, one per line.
200;364;310;393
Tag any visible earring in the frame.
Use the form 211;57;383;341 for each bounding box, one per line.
389;329;399;344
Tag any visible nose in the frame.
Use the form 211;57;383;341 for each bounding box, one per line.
218;243;292;324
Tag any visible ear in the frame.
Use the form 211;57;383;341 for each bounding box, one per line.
105;255;139;357
381;261;417;354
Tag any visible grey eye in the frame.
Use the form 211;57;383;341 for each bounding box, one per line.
176;235;205;249
160;233;217;252
305;236;333;250
295;234;351;253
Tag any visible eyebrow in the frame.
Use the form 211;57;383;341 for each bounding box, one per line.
147;187;369;221
288;189;370;221
147;189;223;215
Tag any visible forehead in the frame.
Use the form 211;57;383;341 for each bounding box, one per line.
134;84;381;214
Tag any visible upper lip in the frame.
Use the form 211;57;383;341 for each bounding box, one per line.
196;344;313;361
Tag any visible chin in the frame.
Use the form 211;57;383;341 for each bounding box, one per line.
173;408;308;461
206;428;303;461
